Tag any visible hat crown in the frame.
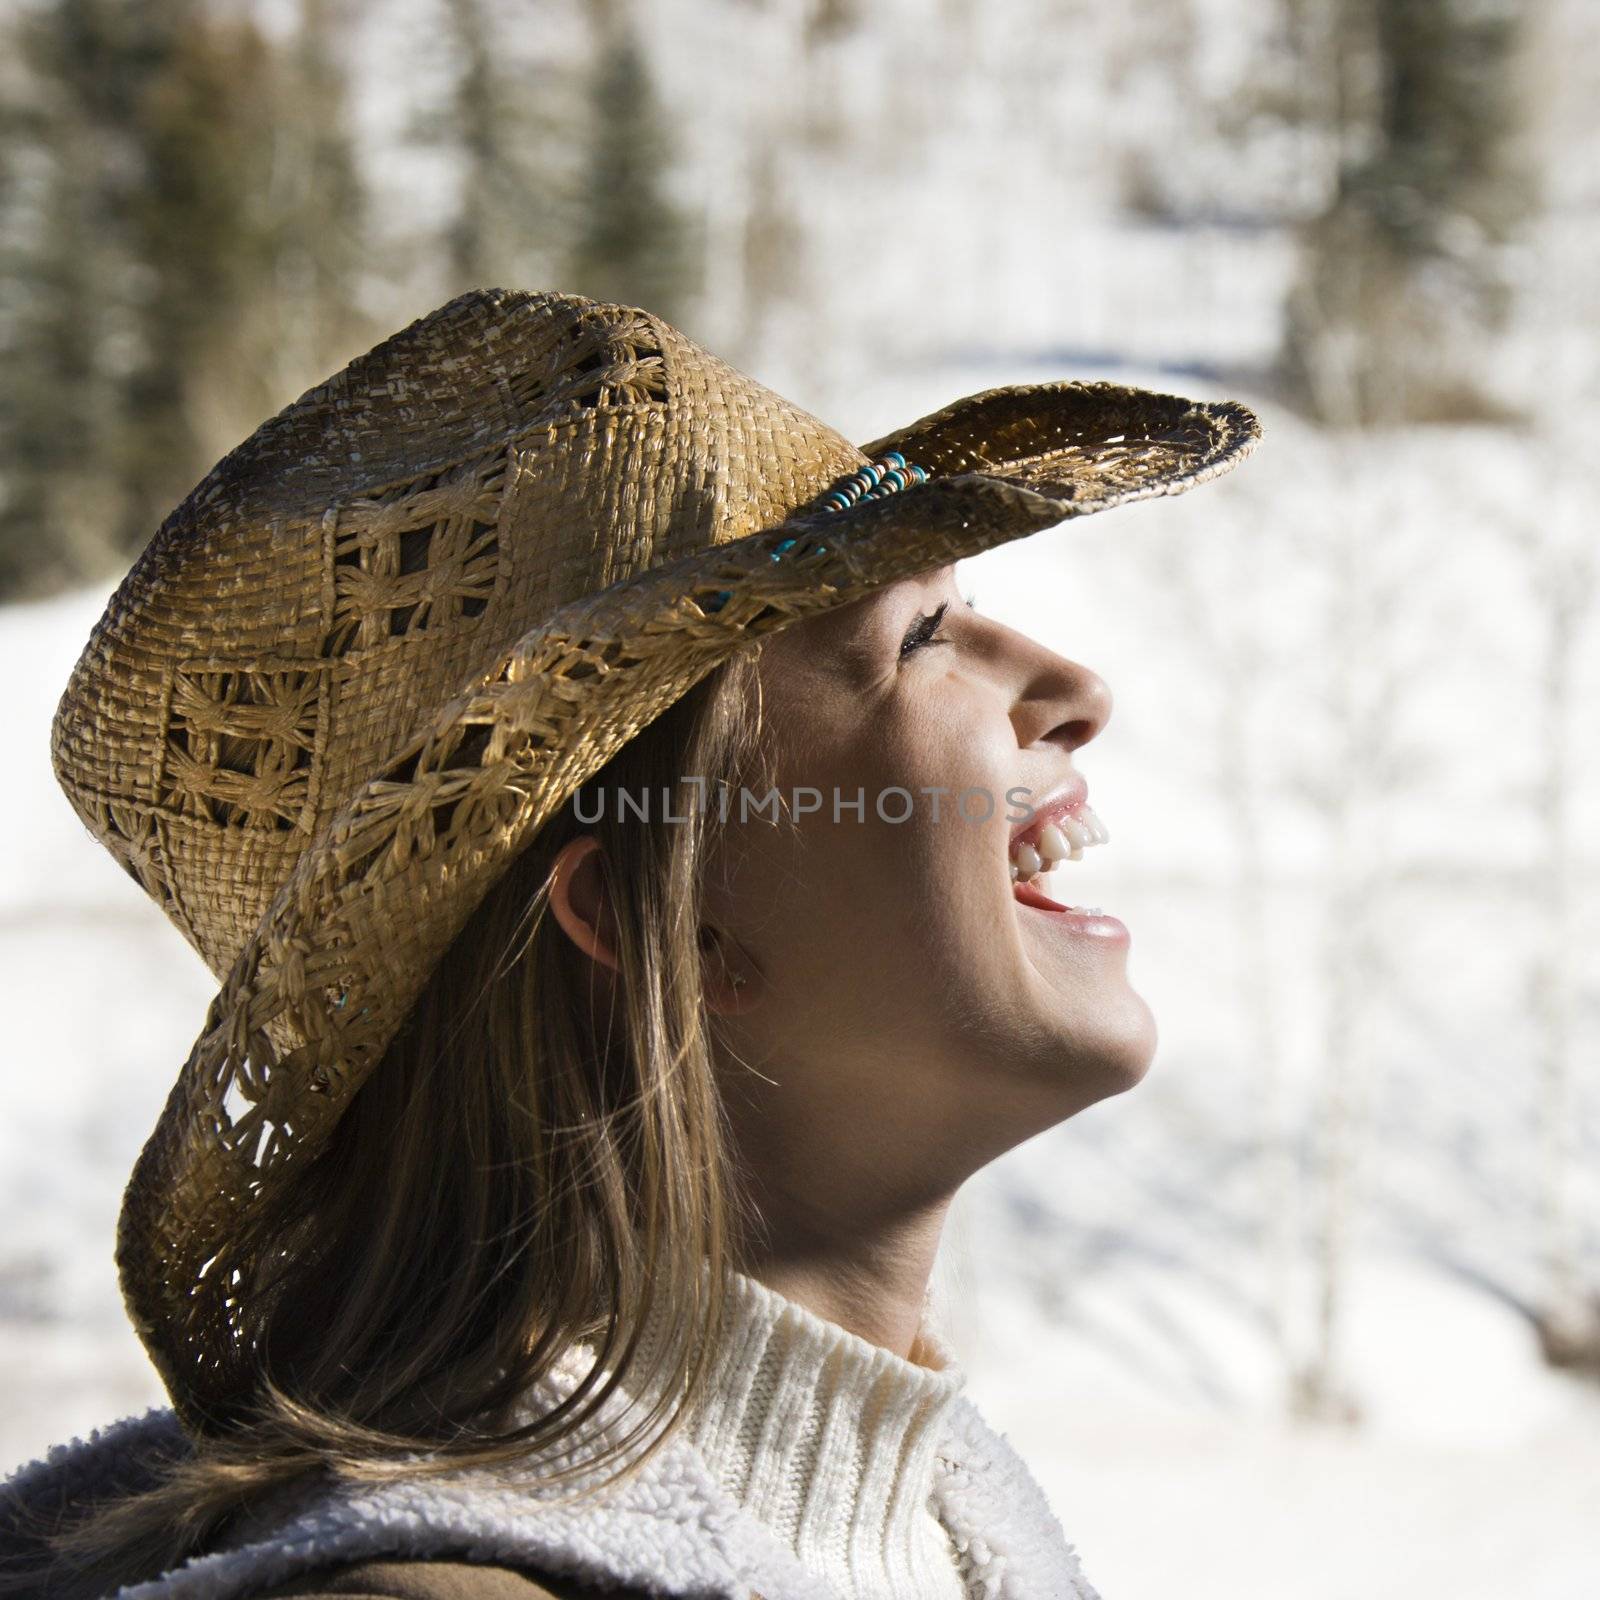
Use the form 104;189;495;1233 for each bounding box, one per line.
51;289;865;981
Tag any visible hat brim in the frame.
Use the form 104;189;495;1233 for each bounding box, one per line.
117;379;1260;1427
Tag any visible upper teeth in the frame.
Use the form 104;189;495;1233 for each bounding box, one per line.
1009;803;1109;882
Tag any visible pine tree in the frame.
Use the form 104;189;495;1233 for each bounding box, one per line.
0;0;371;600
0;0;143;595
409;0;574;300
568;23;698;326
215;0;373;437
1282;0;1536;424
112;5;280;556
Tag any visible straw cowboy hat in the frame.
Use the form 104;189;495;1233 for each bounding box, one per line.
50;288;1260;1430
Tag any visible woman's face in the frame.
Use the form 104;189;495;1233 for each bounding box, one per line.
700;562;1156;1195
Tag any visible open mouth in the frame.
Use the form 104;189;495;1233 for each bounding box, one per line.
1008;795;1111;917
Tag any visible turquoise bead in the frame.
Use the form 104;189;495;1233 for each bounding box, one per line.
812;455;929;516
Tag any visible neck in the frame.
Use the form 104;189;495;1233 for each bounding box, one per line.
735;1239;945;1366
730;1162;956;1363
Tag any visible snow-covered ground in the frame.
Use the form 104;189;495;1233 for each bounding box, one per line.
5;0;1600;1589
4;364;1598;1598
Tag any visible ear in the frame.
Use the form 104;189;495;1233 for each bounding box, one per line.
548;835;622;975
699;923;762;1015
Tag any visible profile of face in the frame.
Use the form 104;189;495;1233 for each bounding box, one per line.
552;562;1156;1220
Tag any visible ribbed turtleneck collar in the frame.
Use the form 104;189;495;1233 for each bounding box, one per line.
676;1267;970;1600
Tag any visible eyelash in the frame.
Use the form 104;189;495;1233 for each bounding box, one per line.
900;591;978;658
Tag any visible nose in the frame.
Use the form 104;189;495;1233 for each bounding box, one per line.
1005;632;1112;755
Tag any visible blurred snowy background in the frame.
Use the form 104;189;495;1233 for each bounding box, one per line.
2;1;1598;1596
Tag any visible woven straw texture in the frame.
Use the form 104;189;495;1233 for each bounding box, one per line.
50;288;1260;1428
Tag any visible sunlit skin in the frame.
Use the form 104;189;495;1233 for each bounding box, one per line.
548;561;1155;1364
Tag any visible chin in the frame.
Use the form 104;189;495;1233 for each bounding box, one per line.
1109;985;1159;1082
1060;990;1159;1104
1099;1033;1157;1097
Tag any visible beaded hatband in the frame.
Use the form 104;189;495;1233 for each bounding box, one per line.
702;452;929;614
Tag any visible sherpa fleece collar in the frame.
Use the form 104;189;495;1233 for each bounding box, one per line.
3;1382;1102;1600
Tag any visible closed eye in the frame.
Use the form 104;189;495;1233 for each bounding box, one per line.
899;591;978;658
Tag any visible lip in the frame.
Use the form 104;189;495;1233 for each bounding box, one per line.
1012;877;1129;941
1008;776;1125;940
1009;776;1090;853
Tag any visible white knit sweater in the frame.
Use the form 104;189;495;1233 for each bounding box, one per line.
0;1271;1103;1600
678;1267;969;1598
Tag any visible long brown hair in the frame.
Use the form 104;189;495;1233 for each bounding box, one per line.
6;647;775;1598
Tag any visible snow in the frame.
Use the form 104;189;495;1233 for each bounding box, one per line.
4;2;1600;1592
943;1251;1600;1599
6;387;1599;1595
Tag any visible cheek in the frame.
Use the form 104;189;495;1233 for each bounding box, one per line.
873;675;1022;874
730;681;1019;1011
841;690;1041;1038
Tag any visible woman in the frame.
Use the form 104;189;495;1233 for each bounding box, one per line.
1;288;1259;1600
